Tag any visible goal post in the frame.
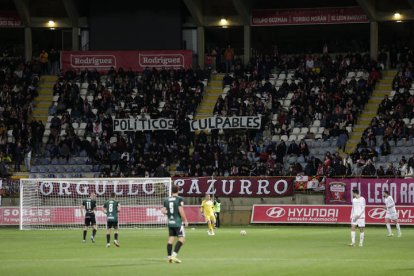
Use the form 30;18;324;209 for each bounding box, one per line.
19;178;172;230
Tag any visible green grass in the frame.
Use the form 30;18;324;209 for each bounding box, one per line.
0;226;413;276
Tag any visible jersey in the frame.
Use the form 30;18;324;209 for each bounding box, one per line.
163;196;184;228
82;198;96;217
104;199;119;222
201;199;215;217
351;196;366;219
384;195;397;214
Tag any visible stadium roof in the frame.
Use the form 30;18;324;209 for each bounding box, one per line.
3;0;414;28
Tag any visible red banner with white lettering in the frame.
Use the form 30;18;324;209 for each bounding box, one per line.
0;205;204;226
251;6;369;26
325;178;414;206
251;205;414;225
0;11;22;28
34;177;294;198
174;177;294;197
61;50;193;72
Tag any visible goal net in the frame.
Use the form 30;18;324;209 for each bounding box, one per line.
19;178;171;230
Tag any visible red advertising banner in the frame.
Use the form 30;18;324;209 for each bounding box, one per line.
325;178;414;206
174;177;294;197
251;6;369;26
251;205;414;225
0;205;204;226
0;11;22;28
61;50;193;72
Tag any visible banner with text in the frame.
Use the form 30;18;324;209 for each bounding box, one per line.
0;206;204;226
31;177;293;198
190;116;261;132
0;12;22;28
325;178;414;206
61;50;193;72
174;177;294;197
113;118;175;131
251;205;414;225
251;6;368;26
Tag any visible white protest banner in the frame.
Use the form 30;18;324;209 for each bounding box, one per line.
190;116;261;132
113;118;175;131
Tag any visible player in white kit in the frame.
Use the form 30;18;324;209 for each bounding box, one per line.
383;190;401;237
350;189;365;247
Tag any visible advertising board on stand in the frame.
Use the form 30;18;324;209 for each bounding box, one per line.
61;50;193;72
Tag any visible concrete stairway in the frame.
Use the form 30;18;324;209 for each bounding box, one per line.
195;73;224;119
32;75;57;124
344;70;397;153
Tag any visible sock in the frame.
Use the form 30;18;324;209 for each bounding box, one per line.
173;241;183;255
106;234;110;244
396;223;401;234
386;223;392;235
83;230;87;240
360;232;364;245
114;233;118;241
351;231;356;244
92;229;97;238
167;243;173;257
208;222;214;232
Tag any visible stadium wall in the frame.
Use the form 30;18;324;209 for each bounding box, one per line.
88;0;182;50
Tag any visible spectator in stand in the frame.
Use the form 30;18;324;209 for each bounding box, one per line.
39;50;49;75
224;45;235;73
385;163;396;176
49;49;59;75
361;159;376;176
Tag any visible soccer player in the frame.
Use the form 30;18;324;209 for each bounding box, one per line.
350;189;366;247
383;190;402;237
103;192;120;248
162;185;189;264
82;192;97;243
200;193;216;236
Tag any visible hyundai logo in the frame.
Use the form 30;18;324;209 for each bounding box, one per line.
368;208;386;219
266;207;286;218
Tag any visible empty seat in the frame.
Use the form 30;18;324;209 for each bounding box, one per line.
300;127;309;134
288;135;297;141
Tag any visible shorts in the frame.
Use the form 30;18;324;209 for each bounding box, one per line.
85;214;96;226
168;226;185;237
385;212;399;221
351;218;365;228
204;213;216;223
107;221;118;229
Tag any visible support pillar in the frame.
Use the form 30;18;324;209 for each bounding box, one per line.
370;22;378;61
243;25;251;65
24;27;32;62
72;27;80;51
197;26;205;68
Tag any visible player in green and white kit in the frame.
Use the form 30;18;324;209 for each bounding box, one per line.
103;192;121;248
162;185;188;264
82;192;97;243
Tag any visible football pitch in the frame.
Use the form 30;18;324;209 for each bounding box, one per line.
0;226;413;276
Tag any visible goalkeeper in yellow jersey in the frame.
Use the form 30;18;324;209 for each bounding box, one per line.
200;193;216;236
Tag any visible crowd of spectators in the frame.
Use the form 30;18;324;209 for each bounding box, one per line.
0;56;43;177
350;53;414;177
4;45;414;180
41;51;381;178
198;52;381;177
45;66;208;177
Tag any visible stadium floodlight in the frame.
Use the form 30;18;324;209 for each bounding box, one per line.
19;178;172;230
393;13;402;20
